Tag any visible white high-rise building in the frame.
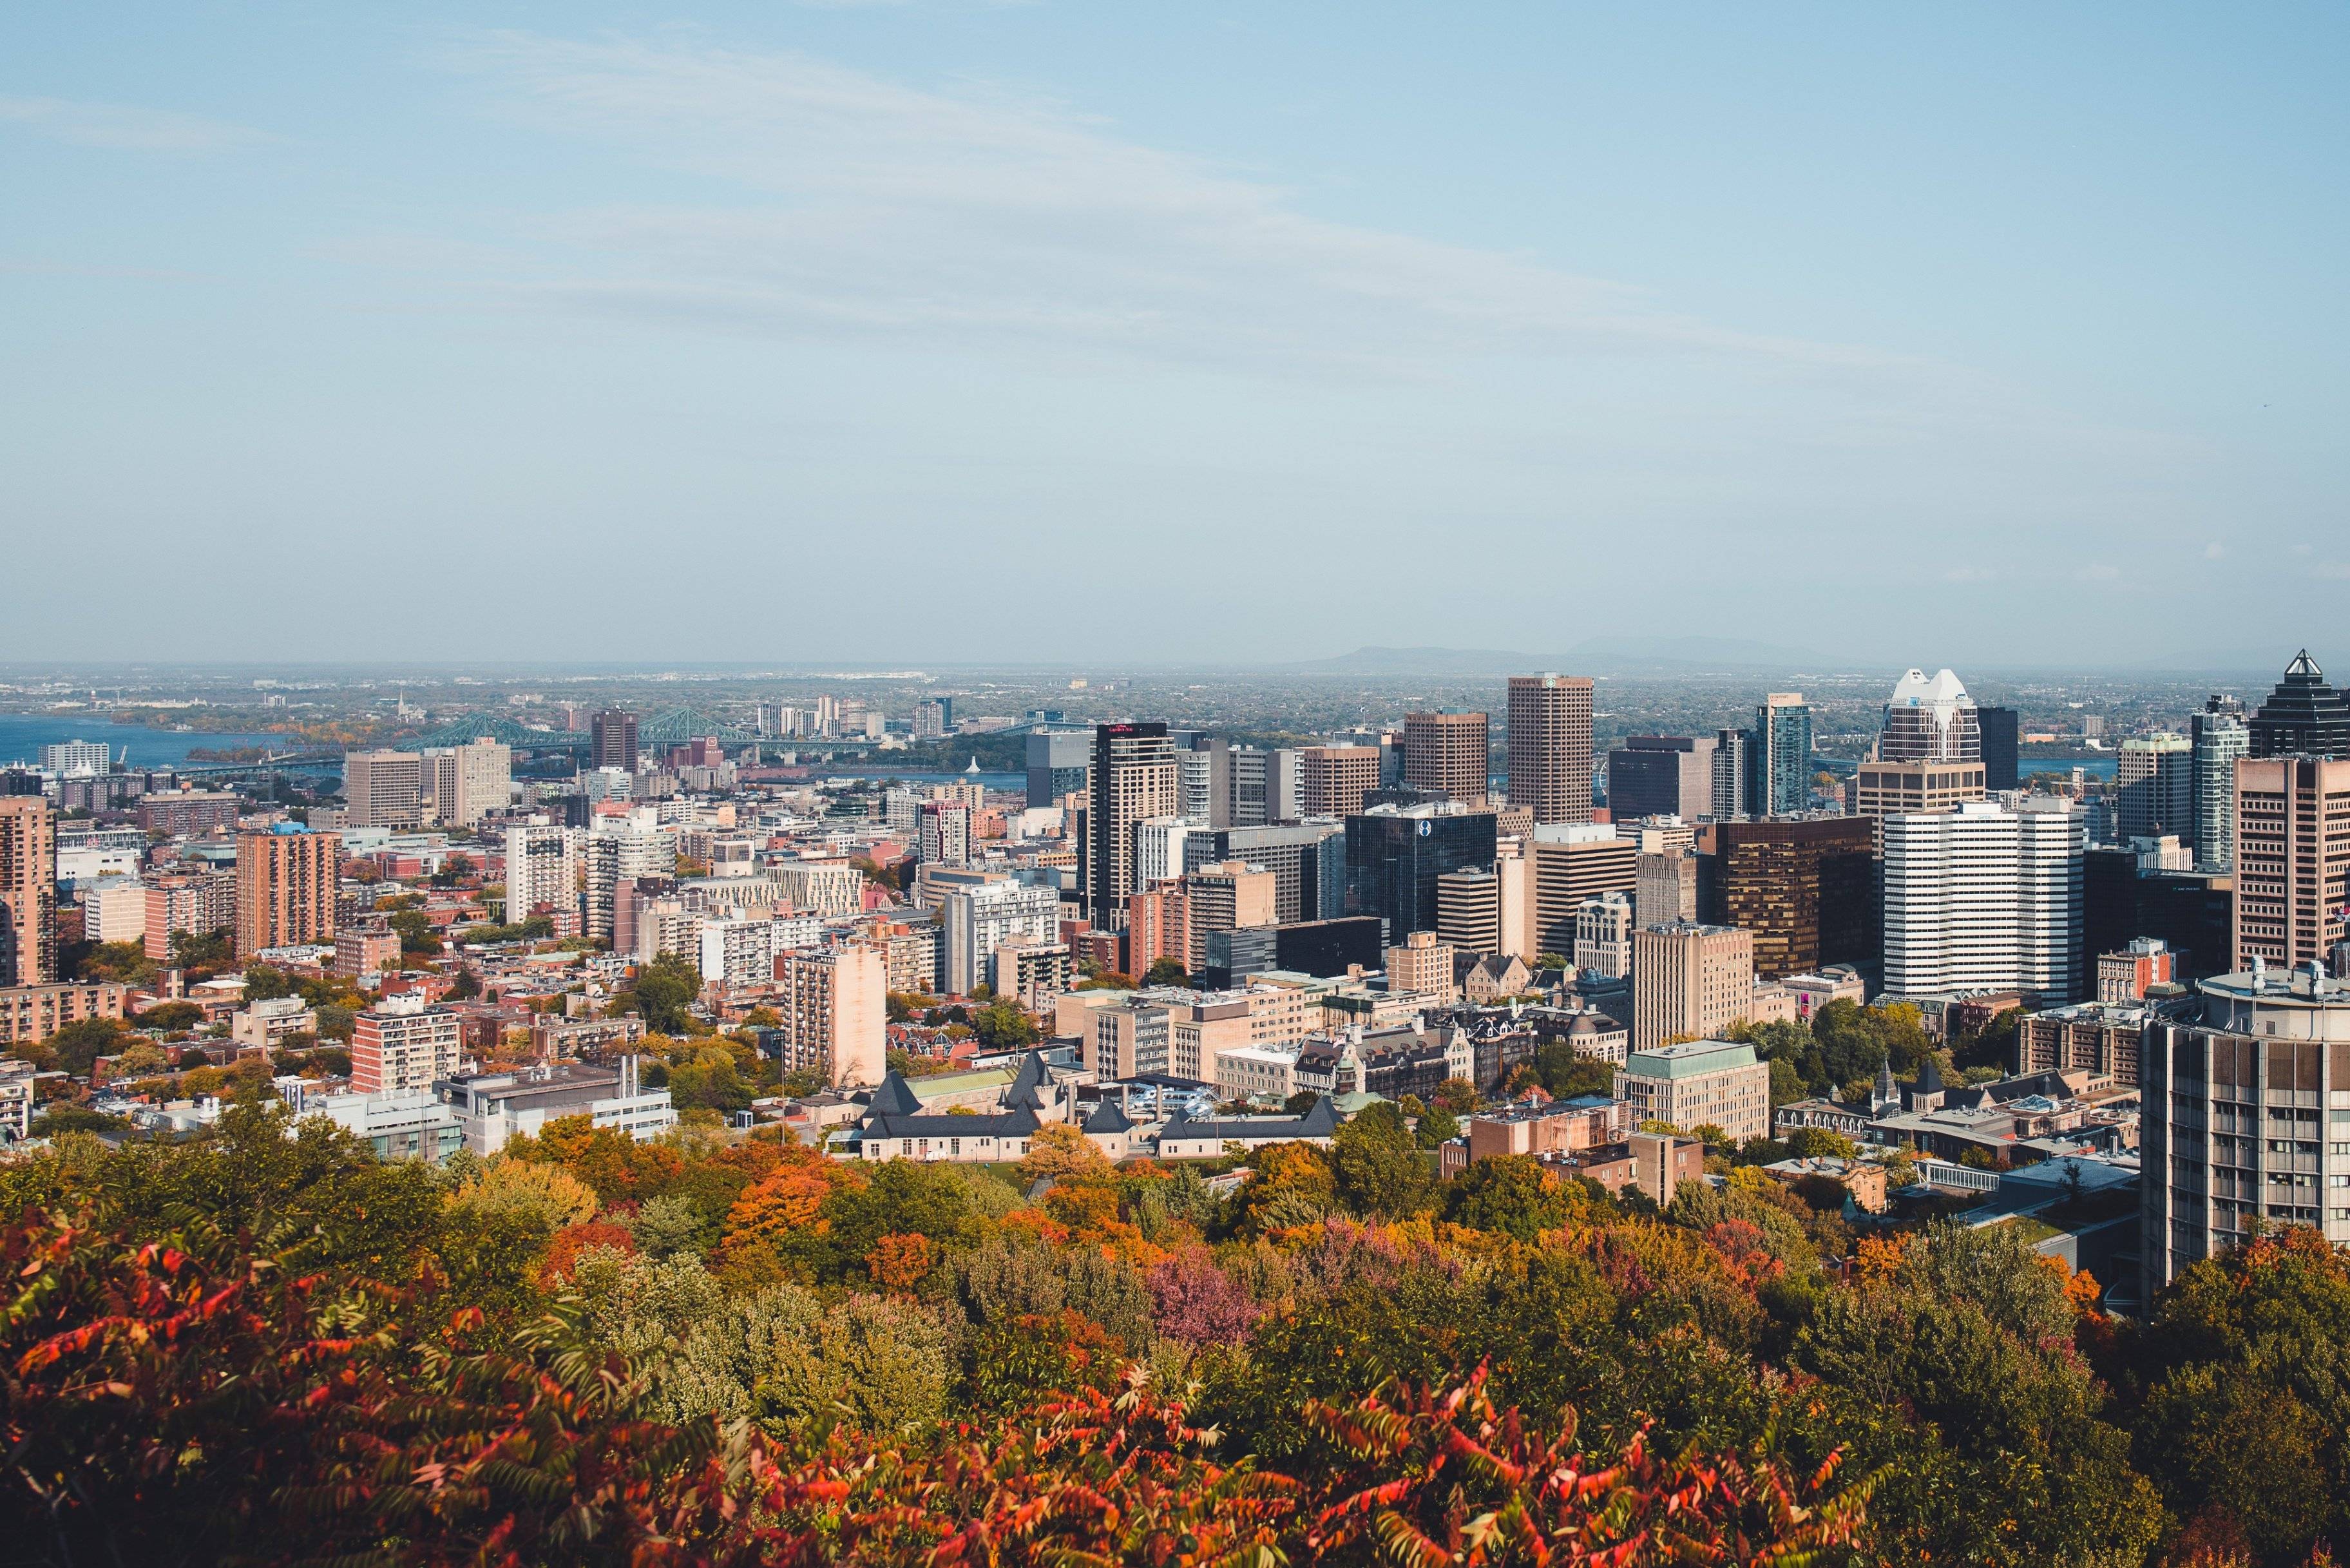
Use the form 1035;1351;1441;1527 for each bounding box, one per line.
39;740;112;778
940;879;1062;997
584;827;671;944
1135;816;1196;889
1882;799;2082;1003
503;822;580;927
1879;668;1982;762
2191;696;2251;873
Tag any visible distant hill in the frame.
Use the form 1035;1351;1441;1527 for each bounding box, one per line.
1281;637;1836;676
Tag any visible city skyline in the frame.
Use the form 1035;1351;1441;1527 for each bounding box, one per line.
8;6;2350;665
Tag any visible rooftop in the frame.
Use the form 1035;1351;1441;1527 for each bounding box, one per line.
1624;1040;1759;1079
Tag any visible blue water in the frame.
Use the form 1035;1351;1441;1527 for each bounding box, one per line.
2023;754;2117;779
0;712;290;770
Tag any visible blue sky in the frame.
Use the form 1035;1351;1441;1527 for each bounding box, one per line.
5;4;2347;669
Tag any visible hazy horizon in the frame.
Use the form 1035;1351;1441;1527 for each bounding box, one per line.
7;5;2348;665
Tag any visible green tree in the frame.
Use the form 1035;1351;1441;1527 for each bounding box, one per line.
133;1001;205;1033
627;952;703;1035
1142;958;1189;988
1443;1154;1583;1240
46;1017;133;1076
1329;1101;1433;1218
970;999;1040;1051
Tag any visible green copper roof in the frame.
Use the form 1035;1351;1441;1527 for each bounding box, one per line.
1623;1040;1759;1080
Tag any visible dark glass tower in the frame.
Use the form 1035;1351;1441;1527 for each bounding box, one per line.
1978;706;2020;791
2249;651;2350;758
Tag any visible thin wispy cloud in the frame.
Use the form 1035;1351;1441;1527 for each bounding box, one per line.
0;95;267;154
446;34;1925;381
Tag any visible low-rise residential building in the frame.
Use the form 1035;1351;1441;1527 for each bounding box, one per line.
2015;1001;2148;1081
1;1059;34;1143
231;995;317;1049
1761;1155;1890;1213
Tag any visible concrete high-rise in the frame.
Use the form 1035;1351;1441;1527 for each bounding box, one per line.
1300;746;1382;819
234;825;339;958
2231;755;2350;972
2141;966;2350;1297
1086;723;1179;928
425;739;512;828
504;823;580;928
1526;824;1638;959
0;797;57;988
351;993;462;1094
1185;861;1277;974
1752;694;1813;817
2248;651;2350;759
591;709;640;771
2116;734;2193;845
2190;696;2251;874
1506;675;1593;825
1710;729;1752;820
1632;923;1756;1049
1405;710;1492;808
1435;859;1533;961
1607;735;1715;821
777;946;886;1087
1882;800;2081;1004
584;826;669;944
917;801;972;868
343;750;425;830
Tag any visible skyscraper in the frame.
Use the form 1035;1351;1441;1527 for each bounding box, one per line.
1505;674;1593;824
425;738;513;828
1632;923;1756;1050
1710;729;1752;820
1702;816;1878;980
1299;746;1382;819
0;797;57;988
2190;695;2250;873
1525;824;1639;959
1087;723;1178;928
591;709;640;771
2248;651;2350;759
1606;734;1716;821
1977;706;2020;791
1405;709;1493;808
1882;799;2081;1003
343;749;425;830
1751;693;1813;817
1344;801;1498;941
504;822;580;928
1024;729;1091;809
2116;734;2193;845
1878;670;1980;762
2231;755;2350;971
234;825;339;958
